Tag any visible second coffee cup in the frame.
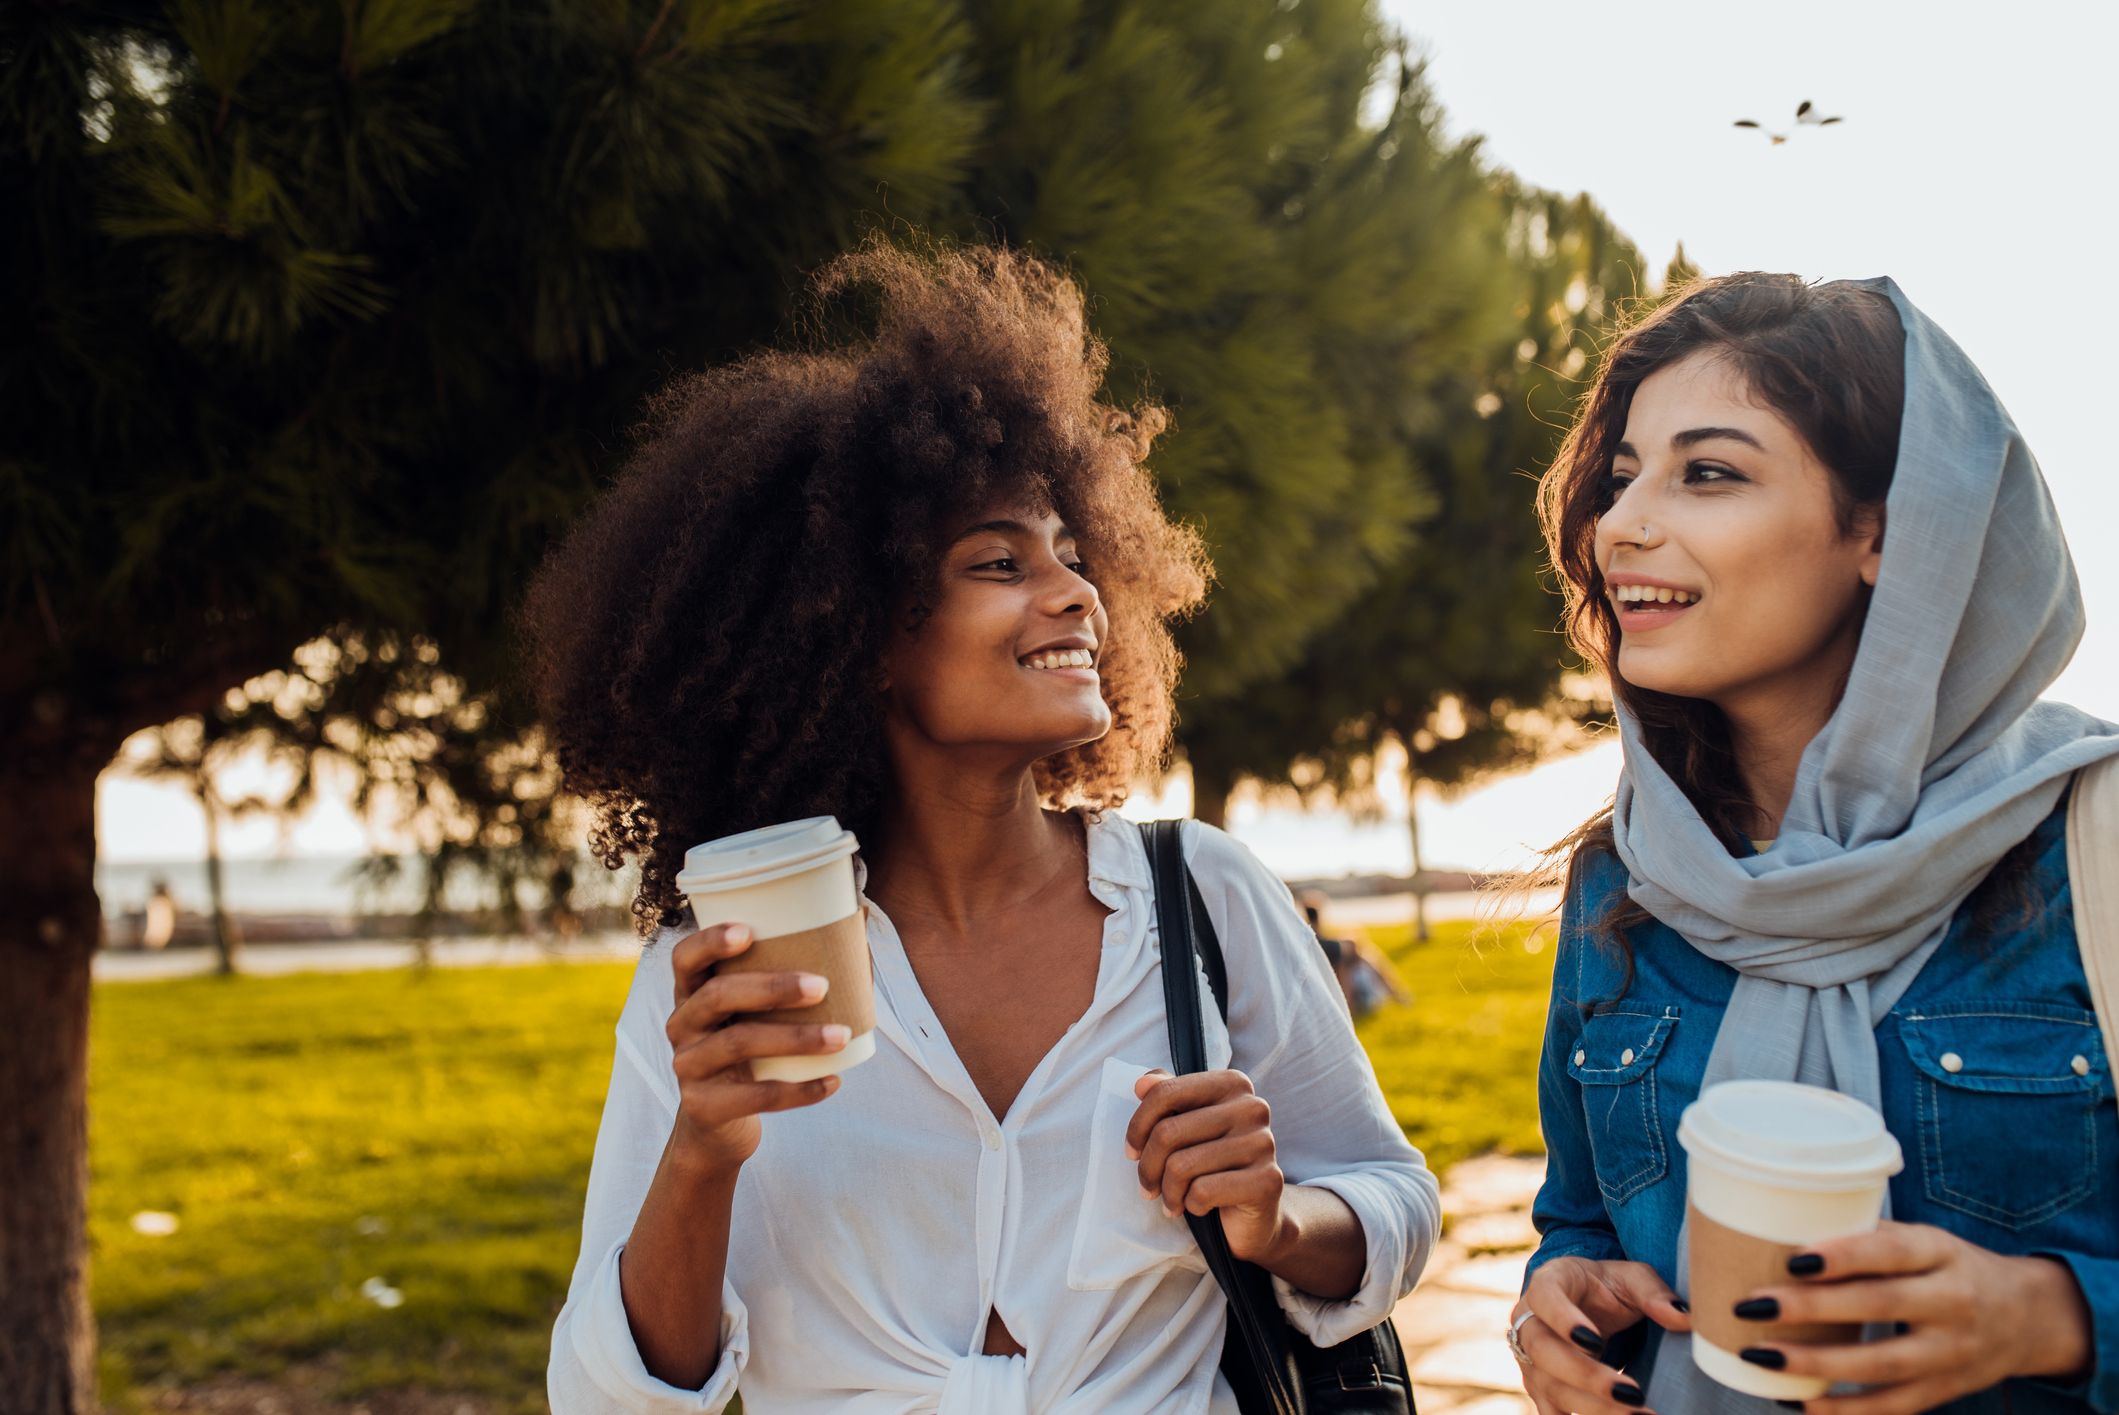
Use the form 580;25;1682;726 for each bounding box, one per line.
1678;1079;1905;1401
676;816;876;1083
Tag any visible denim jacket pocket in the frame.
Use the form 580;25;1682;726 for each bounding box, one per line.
1896;1002;2109;1230
1565;1005;1681;1205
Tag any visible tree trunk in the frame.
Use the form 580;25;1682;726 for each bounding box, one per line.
196;781;239;976
410;856;446;970
1189;758;1233;830
1406;767;1429;943
0;751;103;1412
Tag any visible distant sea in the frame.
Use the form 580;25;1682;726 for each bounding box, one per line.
96;852;640;922
95;796;1562;923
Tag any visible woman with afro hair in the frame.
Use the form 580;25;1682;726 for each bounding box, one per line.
533;241;1439;1413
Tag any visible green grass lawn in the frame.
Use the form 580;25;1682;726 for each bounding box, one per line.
1354;916;1554;1174
89;918;1552;1410
90;962;637;1413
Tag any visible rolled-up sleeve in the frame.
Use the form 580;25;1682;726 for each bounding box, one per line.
1185;824;1442;1347
551;1241;747;1413
549;939;748;1413
2025;1248;2119;1413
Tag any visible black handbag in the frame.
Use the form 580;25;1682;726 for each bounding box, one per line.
1139;820;1415;1415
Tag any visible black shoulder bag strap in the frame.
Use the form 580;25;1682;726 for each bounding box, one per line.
1143;818;1303;1414
1140;820;1414;1415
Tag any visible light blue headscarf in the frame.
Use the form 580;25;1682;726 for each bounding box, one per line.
1616;278;2119;1412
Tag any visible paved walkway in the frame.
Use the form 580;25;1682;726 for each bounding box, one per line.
1392;1154;1545;1414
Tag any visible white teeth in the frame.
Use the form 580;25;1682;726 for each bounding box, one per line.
1024;648;1095;670
1612;585;1699;606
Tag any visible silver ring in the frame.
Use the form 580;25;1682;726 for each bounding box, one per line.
1506;1309;1536;1370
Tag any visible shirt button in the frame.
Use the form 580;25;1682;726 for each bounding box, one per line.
1574;1049;1587;1066
2072;1054;2091;1077
982;1127;1001;1151
1939;1052;1964;1073
1620;1048;1636;1066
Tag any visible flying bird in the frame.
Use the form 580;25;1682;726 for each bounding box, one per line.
1734;100;1844;144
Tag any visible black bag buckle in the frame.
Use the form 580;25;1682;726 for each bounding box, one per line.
1338;1358;1383;1391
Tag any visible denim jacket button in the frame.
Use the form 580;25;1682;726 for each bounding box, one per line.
1574;1049;1587;1066
1940;1052;1964;1073
1620;1048;1636;1066
2073;1054;2091;1076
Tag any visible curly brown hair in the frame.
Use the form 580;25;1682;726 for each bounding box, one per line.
519;239;1212;938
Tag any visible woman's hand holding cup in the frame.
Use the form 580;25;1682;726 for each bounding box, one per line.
1512;1255;1691;1415
1725;1221;2092;1414
664;922;850;1177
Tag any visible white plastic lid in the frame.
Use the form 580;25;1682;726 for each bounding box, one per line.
1678;1080;1904;1192
675;816;858;892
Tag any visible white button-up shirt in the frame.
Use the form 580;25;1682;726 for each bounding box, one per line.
548;814;1439;1413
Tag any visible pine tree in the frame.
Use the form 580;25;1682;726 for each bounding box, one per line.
1;3;985;1403
958;10;1500;695
1178;188;1670;935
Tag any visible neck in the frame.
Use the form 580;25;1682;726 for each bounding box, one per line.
1721;706;1814;839
1716;643;1857;839
866;739;1077;936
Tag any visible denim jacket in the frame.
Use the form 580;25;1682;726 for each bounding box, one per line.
1527;799;2119;1413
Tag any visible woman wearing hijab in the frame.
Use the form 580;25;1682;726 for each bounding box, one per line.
1508;273;2119;1415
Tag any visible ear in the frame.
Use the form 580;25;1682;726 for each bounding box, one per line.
1856;506;1885;588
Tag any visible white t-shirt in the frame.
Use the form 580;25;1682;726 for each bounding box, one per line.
547;813;1439;1413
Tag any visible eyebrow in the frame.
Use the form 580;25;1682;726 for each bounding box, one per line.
950;518;1077;544
1613;426;1767;459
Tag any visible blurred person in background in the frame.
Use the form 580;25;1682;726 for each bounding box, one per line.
1298;888;1410;1020
140;878;176;951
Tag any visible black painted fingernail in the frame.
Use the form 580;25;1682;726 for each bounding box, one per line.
1734;1297;1780;1321
1777;1402;1806;1411
1670;1298;1690;1313
1569;1324;1606;1357
1741;1346;1788;1369
1612;1380;1647;1405
1786;1252;1825;1277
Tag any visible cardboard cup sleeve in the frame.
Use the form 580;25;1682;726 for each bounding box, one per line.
712;911;876;1035
1688;1201;1861;1352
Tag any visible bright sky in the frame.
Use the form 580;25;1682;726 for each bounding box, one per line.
1361;0;2119;874
98;1;2119;877
1383;0;2118;717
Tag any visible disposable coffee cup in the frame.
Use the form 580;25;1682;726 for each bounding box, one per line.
1678;1080;1904;1400
675;817;876;1083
